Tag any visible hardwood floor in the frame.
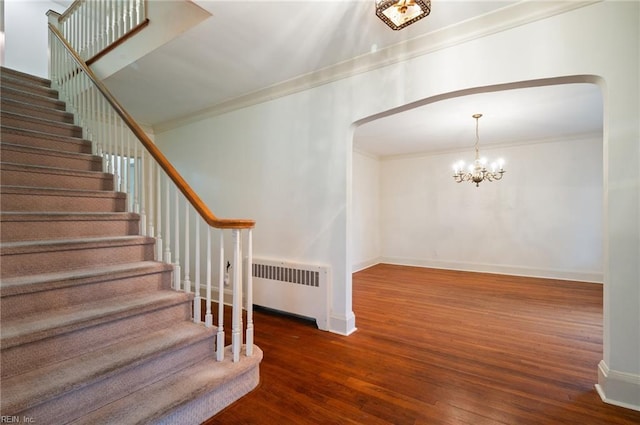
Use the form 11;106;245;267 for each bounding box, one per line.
203;264;640;424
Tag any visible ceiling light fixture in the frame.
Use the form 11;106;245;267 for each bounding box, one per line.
375;0;431;31
453;114;506;187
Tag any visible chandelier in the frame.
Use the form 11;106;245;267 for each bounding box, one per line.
375;0;431;30
452;114;506;187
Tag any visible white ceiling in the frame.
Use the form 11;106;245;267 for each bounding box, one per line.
98;1;603;155
354;83;603;157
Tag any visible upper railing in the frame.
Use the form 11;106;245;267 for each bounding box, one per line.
58;0;149;64
47;8;255;363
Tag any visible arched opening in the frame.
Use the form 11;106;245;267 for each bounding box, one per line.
351;77;604;282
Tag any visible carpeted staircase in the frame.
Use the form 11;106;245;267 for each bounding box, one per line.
0;67;261;424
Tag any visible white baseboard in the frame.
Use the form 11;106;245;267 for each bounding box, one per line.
376;256;603;283
329;311;357;336
596;360;640;411
194;285;234;306
352;258;380;273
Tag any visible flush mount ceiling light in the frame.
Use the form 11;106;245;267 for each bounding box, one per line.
453;114;506;187
375;0;431;30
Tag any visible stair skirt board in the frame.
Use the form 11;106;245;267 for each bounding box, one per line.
0;66;260;423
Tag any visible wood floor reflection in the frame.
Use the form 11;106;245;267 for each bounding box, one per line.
204;264;640;425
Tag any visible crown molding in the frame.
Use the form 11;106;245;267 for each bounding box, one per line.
377;130;603;161
153;0;601;134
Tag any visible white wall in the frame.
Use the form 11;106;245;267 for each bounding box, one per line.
2;0;65;77
352;150;381;272
156;1;638;408
376;135;603;282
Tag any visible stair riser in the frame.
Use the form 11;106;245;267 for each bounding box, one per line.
1;148;103;172
15;338;214;423
0;191;127;213
0;217;140;242
1;88;65;110
2;100;74;123
2;114;82;138
0;301;193;378
0;168;114;191
1;270;173;319
1;78;58;98
0;129;92;154
0;241;155;278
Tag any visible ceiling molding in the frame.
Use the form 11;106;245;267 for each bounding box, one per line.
153;0;601;134
376;130;603;161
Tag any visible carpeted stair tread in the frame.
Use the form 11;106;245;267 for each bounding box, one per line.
0;234;153;253
0;211;141;242
0;142;96;161
1;110;82;137
1;74;59;98
0;290;191;349
0;235;155;278
0;126;91;153
0;185;127;213
71;345;263;425
0;185;124;199
0;161;114;191
0;142;102;170
0;322;216;415
0;211;137;221
1;66;261;423
0;261;168;296
0;85;66;110
0;161;110;178
1;67;52;87
1;97;74;123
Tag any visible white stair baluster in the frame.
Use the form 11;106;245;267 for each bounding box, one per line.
164;174;171;264
174;190;181;291
147;157;155;239
232;229;242;362
217;231;225;361
155;166;163;261
183;203;191;293
245;229;254;357
205;226;213;327
139;150;146;235
193;218;201;323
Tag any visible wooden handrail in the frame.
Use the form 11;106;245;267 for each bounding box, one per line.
48;22;255;230
58;0;82;21
85;19;150;66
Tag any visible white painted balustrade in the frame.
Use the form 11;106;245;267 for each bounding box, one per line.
47;12;255;363
58;0;147;62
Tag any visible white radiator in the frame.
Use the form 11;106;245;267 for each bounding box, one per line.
251;259;330;331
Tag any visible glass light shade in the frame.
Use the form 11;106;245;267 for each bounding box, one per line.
375;0;431;30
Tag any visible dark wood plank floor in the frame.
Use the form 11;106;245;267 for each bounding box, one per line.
204;264;640;424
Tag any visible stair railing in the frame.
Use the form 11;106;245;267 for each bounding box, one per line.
57;0;149;65
47;12;255;363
